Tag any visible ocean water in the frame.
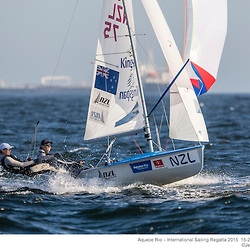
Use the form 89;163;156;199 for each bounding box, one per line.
0;89;250;247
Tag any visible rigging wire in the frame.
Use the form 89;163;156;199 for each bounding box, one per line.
135;36;168;90
47;0;79;92
122;0;154;152
153;114;162;151
26;1;79;161
135;38;189;151
147;58;190;117
39;1;79;151
133;137;143;154
132;22;176;151
131;20;172;151
95;138;116;168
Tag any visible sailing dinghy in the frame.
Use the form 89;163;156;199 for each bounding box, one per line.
76;0;227;185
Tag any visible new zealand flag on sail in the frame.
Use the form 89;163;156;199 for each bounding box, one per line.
94;65;119;95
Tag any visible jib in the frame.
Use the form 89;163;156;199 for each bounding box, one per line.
169;153;196;167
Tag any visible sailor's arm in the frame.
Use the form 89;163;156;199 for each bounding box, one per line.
38;154;55;163
5;157;35;168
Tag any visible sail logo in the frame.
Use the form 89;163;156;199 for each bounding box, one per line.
104;3;127;42
93;92;110;107
130;160;152;173
94;65;119;95
90;110;105;124
119;72;139;101
119;86;138;102
121;57;135;69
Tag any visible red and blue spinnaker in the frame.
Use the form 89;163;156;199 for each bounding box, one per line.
183;0;227;96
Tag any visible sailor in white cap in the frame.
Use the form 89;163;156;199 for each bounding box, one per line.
0;143;38;176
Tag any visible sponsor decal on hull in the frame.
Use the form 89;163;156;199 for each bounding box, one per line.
153;159;164;168
130;160;152;173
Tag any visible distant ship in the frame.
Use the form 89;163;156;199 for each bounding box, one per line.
139;50;170;86
40;76;71;87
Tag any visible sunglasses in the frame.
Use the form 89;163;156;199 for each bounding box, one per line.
3;148;11;151
45;144;51;147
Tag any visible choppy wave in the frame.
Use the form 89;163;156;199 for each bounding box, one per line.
1;168;249;201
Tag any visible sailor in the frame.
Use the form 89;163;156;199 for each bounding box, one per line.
0;143;38;176
38;139;92;177
38;139;56;165
38;139;85;167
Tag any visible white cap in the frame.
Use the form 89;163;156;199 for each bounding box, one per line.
0;143;14;151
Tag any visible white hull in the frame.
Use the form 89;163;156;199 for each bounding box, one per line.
77;145;204;186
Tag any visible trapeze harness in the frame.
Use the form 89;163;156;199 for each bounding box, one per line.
1;155;35;176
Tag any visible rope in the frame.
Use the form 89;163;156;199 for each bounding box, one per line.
133;137;143;154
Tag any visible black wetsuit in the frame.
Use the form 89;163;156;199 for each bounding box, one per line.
0;155;36;176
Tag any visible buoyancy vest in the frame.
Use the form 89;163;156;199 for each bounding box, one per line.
0;155;34;176
38;149;56;165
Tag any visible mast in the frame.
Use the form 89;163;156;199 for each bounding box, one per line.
122;0;154;152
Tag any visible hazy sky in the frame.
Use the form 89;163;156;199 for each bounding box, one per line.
0;0;249;93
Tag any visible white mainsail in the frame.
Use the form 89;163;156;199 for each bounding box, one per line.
183;0;227;95
84;0;144;141
141;0;208;142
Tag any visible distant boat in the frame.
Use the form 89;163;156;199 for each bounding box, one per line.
73;0;227;186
